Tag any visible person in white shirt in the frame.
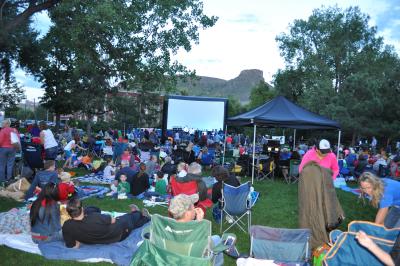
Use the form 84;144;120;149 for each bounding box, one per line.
63;136;85;168
39;121;59;160
103;159;116;179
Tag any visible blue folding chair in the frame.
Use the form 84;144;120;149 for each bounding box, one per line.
250;225;311;264
220;181;252;234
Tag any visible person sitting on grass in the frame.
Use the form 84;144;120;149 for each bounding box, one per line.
62;198;150;248
25;160;60;200
211;165;240;223
103;158;116;180
359;172;400;228
117;174;131;198
131;163;150;197
30;182;62;244
154;171;167;196
176;162;208;201
78;154;94;170
115;160;136;183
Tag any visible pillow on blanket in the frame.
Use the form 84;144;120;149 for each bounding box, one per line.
39;222;148;266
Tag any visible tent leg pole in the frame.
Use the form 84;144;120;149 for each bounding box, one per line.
252;124;257;184
293;129;296;150
222;125;227;165
337;130;341;159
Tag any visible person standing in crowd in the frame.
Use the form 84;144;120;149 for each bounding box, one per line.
0;119;19;185
371;136;378;154
299;139;339;180
359;172;400;228
39;121;59;160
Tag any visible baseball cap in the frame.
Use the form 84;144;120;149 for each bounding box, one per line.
319;139;331;154
168;194;199;219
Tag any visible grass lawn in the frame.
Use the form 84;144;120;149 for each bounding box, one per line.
0;166;376;266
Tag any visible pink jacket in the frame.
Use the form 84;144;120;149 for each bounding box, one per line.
299;147;339;180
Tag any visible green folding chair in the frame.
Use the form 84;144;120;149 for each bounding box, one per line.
131;214;234;266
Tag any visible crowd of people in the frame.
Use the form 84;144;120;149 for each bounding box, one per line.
1;119;400;264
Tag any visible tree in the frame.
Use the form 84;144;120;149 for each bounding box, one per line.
247;81;276;109
0;1;60;109
274;6;400;144
38;0;217;133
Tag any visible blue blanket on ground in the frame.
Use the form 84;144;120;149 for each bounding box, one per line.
38;223;148;266
77;185;110;200
74;172;113;184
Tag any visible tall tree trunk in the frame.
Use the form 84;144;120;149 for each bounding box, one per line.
351;132;356;147
55;113;61;132
86;114;92;135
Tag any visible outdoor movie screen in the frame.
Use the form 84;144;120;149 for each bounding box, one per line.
166;96;227;131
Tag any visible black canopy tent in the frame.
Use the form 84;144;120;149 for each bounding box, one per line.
226;96;341;183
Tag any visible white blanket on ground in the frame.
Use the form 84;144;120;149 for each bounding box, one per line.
0;233;113;263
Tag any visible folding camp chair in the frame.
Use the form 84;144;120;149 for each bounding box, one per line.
255;156;275;181
220;181;252;234
131;214;231;266
250;225;311;264
289;159;301;183
324;221;400;266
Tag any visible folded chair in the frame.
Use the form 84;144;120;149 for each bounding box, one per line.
220;181;252;234
289;159;301;183
250;225;311;265
131;214;231;266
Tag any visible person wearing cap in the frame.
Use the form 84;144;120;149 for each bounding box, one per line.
299;139;339;180
168;193;204;222
168;194;224;265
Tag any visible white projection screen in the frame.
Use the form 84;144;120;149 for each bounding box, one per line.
165;96;227;131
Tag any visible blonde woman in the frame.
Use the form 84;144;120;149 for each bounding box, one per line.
359;172;400;228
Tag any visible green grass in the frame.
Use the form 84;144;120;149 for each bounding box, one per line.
0;168;376;266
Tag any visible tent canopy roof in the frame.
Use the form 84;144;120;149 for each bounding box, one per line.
227;96;340;130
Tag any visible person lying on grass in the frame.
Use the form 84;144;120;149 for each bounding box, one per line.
62;198;150;248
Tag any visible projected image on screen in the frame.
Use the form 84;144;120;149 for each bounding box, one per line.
166;97;226;131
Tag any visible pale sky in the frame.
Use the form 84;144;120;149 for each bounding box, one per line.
20;0;400;101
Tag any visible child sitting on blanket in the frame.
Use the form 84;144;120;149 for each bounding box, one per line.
57;170;75;202
106;180;118;197
117;175;130;199
79;154;94;170
103;158;116;179
154;171;167;195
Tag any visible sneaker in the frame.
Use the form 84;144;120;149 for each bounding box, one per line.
226;216;234;224
224;246;240;259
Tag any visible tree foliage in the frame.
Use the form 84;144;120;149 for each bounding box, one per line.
36;0;216;133
0;1;54;108
274;6;400;143
247;81;276;109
